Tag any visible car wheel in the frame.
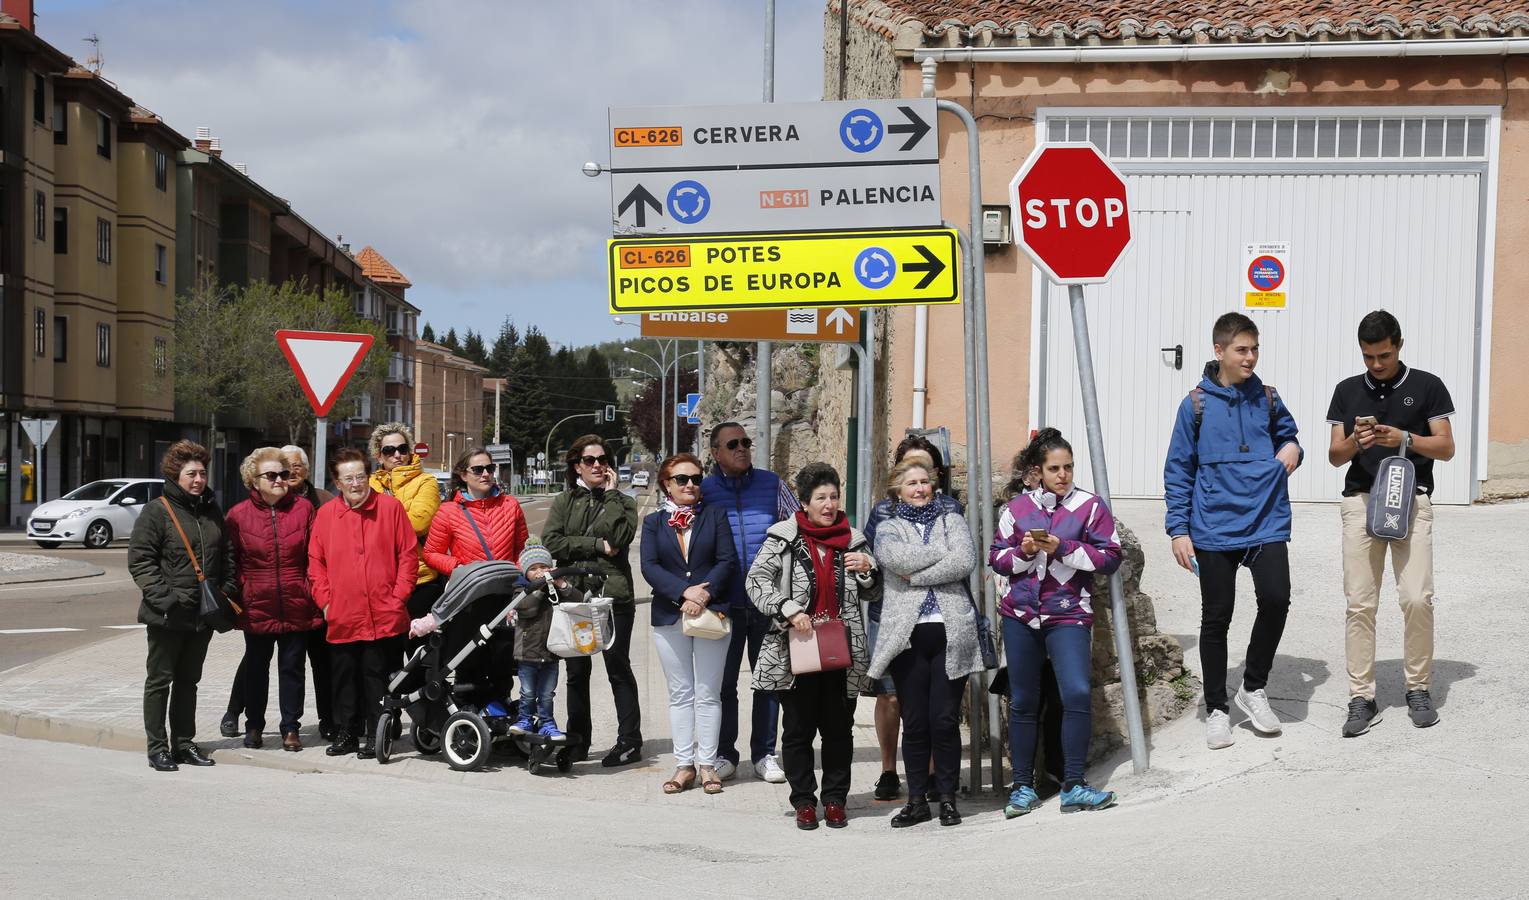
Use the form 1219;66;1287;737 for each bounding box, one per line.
84;520;113;549
33;540;61;550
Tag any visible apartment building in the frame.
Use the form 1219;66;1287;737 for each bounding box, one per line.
414;340;486;473
353;245;419;434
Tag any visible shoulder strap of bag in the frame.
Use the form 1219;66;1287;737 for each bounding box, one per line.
160;496;206;583
461;504;494;560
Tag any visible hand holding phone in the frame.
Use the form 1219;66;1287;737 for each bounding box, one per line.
1027;528;1050;542
1355;415;1378;428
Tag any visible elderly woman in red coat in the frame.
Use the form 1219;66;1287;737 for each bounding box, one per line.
224;447;321;752
309;447;418;759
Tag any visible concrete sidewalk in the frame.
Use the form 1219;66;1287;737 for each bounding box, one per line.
0;550;103;585
4;499;1529;826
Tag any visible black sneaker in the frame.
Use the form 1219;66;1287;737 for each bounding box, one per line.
601;741;642;768
1342;696;1381;737
1406;690;1439;728
873;770;901;801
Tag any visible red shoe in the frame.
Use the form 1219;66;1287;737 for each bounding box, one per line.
795;804;819;830
824;803;848;828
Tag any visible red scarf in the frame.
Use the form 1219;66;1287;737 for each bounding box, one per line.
794;510;852;618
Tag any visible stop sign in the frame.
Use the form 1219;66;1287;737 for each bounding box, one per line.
414;442;429;459
1008;142;1133;284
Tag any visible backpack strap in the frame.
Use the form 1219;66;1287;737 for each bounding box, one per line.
1265;385;1278;436
1190;387;1204;443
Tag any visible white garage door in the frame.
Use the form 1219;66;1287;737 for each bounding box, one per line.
1034;112;1489;504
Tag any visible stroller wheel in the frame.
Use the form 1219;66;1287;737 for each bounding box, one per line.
442;711;492;772
374;713;395;765
556;747;573;773
410;722;441;756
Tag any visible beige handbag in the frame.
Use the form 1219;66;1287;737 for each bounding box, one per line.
681;608;732;641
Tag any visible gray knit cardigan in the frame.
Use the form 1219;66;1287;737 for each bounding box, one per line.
866;511;983;682
744;517;878;698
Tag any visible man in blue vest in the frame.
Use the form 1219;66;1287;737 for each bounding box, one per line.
703;421;799;783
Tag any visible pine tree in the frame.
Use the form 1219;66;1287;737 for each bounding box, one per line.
462;328;488;366
442;327;461;352
487;317;519;377
420;322;436;343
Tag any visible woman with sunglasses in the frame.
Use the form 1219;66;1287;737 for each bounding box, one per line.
222;447;322;752
639;453;737;795
370;424;444;632
543;434;641;767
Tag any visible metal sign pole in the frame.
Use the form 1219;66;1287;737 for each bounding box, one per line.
313;419;328;495
1067;284;1149;775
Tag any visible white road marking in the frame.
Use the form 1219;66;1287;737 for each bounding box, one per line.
101;624;146;630
0;627;84;635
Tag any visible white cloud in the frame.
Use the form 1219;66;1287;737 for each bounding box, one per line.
40;0;828;344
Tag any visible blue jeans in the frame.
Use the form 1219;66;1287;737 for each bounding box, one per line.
1004;617;1092;789
517;661;559;723
718;605;780;766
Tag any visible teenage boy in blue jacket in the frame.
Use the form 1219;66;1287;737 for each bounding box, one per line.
1164;313;1303;751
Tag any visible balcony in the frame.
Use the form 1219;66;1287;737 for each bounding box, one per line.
385;353;413;386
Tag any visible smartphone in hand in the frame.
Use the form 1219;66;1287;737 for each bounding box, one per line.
1027;528;1050;542
1355;415;1378;428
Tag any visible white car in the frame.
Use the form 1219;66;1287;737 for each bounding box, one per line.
27;478;163;549
630;471;650;489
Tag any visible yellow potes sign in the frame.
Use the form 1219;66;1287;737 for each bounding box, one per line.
607;228;960;313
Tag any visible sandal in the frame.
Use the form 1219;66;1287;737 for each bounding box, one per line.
699;766;723;794
662;767;696;794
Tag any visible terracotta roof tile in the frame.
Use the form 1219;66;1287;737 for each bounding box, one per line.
853;1;1529;43
355;245;412;288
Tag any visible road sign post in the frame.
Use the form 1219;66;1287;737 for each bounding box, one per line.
275;330;376;486
1010;141;1146;775
20;417;58;505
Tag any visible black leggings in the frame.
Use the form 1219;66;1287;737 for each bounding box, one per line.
1197;542;1291;714
888;622;969;800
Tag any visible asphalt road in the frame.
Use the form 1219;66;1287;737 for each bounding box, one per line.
0;494;558;674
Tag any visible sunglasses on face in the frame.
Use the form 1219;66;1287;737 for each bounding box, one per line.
723;437;753;451
579;455;609;467
379;444;409;457
467;464;497;476
668;473;701;486
257;471;292;483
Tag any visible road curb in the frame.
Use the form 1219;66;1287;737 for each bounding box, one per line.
0;565;106;586
0;706;144;753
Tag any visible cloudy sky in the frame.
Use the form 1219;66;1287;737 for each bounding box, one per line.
37;0;828;347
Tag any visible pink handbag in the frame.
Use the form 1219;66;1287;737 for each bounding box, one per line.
787;615;851;674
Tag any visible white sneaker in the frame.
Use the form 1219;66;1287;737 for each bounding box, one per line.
716;759;737;781
757;754;787;783
1206;710;1235;750
1235;686;1283;735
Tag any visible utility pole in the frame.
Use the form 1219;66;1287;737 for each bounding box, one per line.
755;0;775;471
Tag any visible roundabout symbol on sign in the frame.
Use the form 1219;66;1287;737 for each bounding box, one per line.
1247;255;1285;291
839;108;883;153
667;180;710;224
853;246;896;289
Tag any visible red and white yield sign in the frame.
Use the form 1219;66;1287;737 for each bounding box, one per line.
275;330;375;417
1008;142;1133;284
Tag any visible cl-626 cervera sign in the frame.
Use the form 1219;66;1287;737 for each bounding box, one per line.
608;100;940;235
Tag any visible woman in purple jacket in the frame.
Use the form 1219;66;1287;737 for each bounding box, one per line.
989;428;1122;817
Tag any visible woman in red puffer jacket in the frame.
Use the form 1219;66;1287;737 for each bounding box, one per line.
421;448;528;708
224;447;322;752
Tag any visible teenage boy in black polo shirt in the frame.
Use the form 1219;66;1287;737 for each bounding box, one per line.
1325;310;1455;737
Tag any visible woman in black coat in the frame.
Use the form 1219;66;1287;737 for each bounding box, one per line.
639;453;737;795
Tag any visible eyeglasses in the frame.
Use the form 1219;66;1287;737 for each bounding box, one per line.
337;474;369;486
467;464;497;476
379;444;409;457
257;471;292;483
579;455;610;467
723;437;753;451
668;473;701;486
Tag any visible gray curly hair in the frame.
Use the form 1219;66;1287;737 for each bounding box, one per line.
369;422;414;461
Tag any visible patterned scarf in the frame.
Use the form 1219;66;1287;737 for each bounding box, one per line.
794;510;851;618
894;500;941;544
663;497;696;531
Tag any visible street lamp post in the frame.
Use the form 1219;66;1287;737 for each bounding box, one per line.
544;411;600;492
624;343;673;458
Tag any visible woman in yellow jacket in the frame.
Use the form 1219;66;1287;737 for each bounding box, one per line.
369;423;444;618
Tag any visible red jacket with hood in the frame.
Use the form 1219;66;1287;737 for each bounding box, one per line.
226;490;321;634
423;489;529;576
308;490;417;643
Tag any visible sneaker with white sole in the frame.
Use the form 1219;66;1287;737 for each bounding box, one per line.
716;759;737;781
757;754;787;784
1234;686;1283;735
1206;709;1235;750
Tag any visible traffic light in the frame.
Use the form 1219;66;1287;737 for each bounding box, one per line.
605;404;617;422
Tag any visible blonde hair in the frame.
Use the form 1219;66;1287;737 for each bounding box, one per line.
885;458;933;501
240;447;289;491
369;423;413;461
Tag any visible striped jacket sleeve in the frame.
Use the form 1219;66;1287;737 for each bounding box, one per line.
1057;497;1123;575
989;503;1039;576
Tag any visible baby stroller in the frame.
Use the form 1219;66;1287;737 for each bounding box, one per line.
374;560;613;774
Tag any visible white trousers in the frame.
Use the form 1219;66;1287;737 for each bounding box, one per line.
652;622;730;767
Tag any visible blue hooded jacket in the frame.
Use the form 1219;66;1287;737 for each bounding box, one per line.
1163;362;1302;551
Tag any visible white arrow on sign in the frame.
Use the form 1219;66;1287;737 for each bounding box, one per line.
19;418;58;447
825;308;855;335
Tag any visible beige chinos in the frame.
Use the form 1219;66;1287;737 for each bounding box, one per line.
1339;493;1434;700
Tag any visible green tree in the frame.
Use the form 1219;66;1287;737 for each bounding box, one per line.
462;328;488;366
172;275;244;445
420;322;436;343
442;327;461;353
487;317;519;377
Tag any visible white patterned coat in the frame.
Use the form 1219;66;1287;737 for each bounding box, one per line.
744;517;878;698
